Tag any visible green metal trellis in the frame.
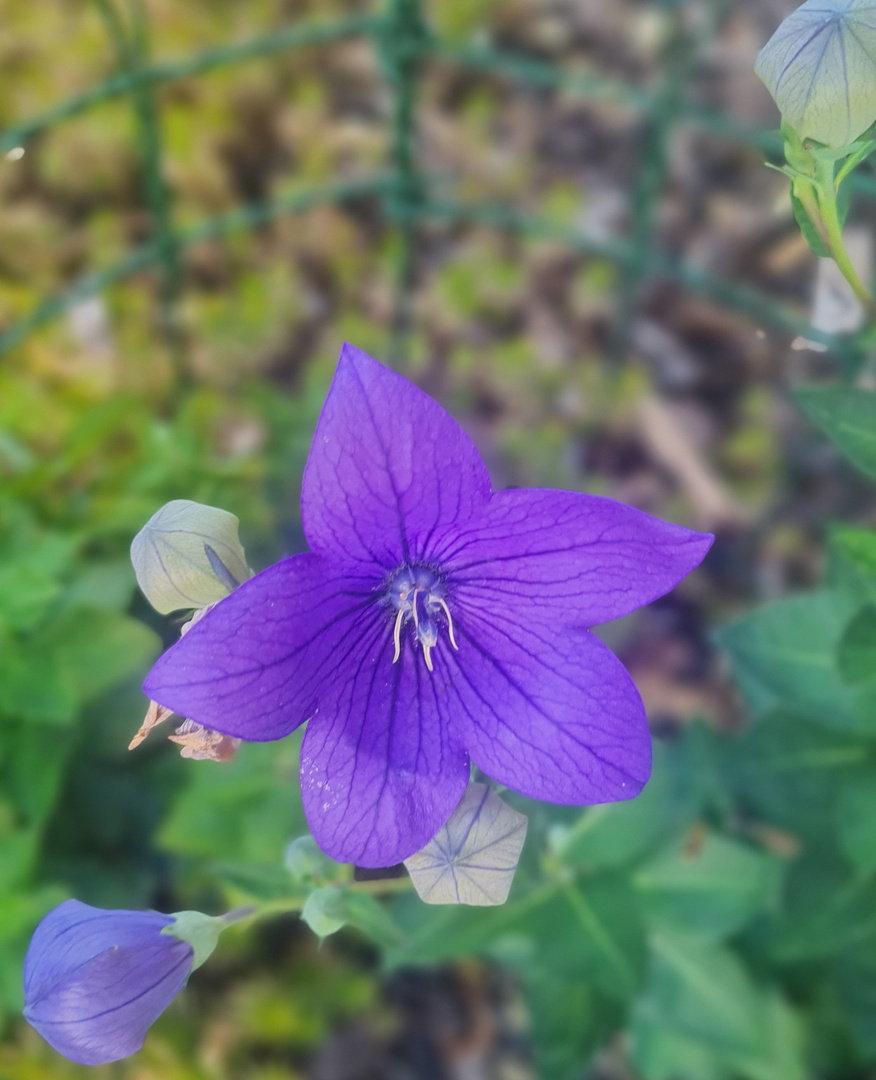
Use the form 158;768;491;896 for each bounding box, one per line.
0;0;870;364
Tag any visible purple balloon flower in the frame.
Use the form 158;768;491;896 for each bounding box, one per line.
23;899;193;1065
145;344;713;867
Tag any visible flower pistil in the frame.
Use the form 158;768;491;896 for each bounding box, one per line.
389;564;458;671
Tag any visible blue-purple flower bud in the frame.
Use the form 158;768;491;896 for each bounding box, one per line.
22;900;222;1065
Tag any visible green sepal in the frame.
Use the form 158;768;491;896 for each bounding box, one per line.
163;910;226;972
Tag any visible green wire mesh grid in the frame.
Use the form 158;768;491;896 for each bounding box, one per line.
0;0;871;364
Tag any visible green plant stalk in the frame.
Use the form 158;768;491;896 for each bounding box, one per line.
834;139;876;189
91;0;184;368
793;178;832;251
813;158;873;309
218;874;413;929
379;0;429;368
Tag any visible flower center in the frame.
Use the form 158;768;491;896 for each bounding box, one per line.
388;564;458;672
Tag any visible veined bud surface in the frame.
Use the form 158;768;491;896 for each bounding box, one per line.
23;900;204;1065
131;499;249;614
404;782;528;906
755;1;876;148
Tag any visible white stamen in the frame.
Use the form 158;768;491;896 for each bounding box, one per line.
393;608;404;663
437;598;459;651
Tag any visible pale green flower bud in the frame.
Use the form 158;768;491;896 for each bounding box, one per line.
131;500;249;614
755;1;876;148
404;783;528;906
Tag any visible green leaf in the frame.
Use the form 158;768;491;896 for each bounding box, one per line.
555;731;713;873
837;605;876;686
718;589;876;733
524;972;623;1080
158;738;307;866
285;835;340;886
391;875;645;1001
837;767;876;871
634;832;782;940
727;991;807;1080
0;610;159;724
720;710;867;841
834;944;876;1057
638;930;766;1055
302;886;400;947
795;385;876;480
829;528;876;604
54;609;160;705
0;722;73;823
633;932;806;1080
302;886;349;938
0;632;77;723
633;1000;728;1080
0;533;77;632
214;863;311;904
57;559;137;614
771;846;876;961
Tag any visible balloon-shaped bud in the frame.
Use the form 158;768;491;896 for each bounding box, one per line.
404;783;528;906
131;500;249;614
755;1;876;147
23;900;196;1065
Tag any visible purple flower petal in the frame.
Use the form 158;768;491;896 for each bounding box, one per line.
447;609;651;803
438;488;713;627
23;900;192;1066
138;344;715;868
300;631;470;867
144;553;382;741
301;343;492;572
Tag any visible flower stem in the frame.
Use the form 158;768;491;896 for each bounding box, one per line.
813;160;874;310
219;873;413;930
794;181;831;250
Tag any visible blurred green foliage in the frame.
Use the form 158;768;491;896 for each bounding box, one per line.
4;1;876;1079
